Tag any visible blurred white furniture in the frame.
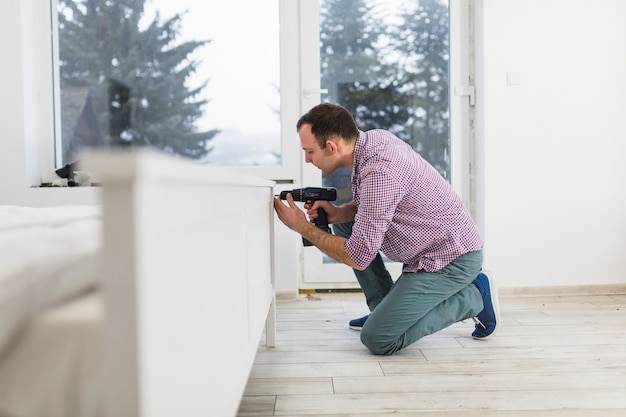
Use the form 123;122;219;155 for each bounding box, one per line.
0;150;276;417
87;150;277;417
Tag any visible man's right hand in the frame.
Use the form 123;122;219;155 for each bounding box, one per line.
306;200;355;225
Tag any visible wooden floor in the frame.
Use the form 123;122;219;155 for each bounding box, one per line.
238;290;626;416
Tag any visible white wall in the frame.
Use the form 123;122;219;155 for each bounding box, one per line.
476;0;626;288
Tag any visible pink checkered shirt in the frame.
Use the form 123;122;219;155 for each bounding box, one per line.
344;129;483;272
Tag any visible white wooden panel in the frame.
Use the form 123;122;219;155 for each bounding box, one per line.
85;150;275;417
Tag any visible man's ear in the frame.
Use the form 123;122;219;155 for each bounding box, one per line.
326;138;340;154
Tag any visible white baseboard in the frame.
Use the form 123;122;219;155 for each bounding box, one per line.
276;290;300;300
499;284;626;297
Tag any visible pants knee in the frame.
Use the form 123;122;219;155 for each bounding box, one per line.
360;327;397;356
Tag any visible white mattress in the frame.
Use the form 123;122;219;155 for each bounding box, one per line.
0;205;101;357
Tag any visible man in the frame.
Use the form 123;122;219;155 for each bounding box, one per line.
274;103;499;355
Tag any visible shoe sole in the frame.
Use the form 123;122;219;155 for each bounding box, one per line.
349;325;363;331
473;269;501;340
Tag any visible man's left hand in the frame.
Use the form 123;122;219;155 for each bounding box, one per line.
274;192;308;233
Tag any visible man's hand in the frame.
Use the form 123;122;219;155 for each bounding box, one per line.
305;200;357;225
273;192;309;233
274;193;364;271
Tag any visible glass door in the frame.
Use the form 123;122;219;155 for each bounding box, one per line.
302;0;473;287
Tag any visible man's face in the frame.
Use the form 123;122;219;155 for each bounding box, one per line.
298;124;336;175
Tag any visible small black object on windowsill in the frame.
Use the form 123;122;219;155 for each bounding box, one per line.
49;160;96;187
55;160;79;186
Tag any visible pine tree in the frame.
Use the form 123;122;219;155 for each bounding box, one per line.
394;0;450;177
319;0;450;179
320;0;411;135
58;0;218;160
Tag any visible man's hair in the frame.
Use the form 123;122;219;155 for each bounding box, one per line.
296;103;359;149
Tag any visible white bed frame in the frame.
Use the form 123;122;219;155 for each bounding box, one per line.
86;150;276;417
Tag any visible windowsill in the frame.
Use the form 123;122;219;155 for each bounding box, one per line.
35;182;101;188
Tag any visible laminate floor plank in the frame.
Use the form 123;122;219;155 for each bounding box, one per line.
239;291;626;416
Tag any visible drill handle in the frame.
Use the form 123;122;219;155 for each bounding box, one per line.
304;198;331;230
303;205;332;247
314;207;330;230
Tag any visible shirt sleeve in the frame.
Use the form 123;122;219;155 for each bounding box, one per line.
344;168;406;269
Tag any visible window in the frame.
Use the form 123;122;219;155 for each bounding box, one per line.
53;0;295;179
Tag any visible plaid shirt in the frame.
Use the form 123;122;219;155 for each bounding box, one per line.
344;129;483;272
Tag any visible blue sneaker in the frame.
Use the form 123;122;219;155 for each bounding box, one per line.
349;314;369;331
471;271;500;340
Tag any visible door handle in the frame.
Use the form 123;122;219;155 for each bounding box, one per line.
302;88;329;98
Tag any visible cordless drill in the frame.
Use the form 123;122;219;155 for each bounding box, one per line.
279;187;337;246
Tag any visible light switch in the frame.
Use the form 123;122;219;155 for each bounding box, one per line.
507;72;522;87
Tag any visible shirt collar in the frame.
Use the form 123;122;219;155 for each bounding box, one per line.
352;130;366;179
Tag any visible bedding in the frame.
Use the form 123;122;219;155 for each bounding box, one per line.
0;205;102;358
0;293;102;417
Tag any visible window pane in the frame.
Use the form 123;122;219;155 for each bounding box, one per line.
319;0;450;264
320;0;450;203
55;0;281;167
